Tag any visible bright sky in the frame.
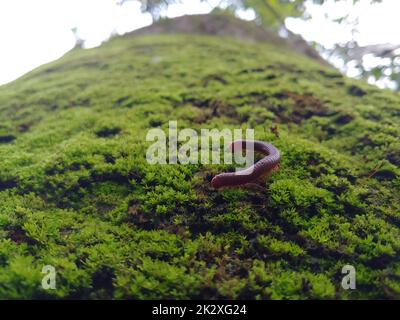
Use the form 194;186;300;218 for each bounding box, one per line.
0;0;399;86
286;0;400;48
286;0;400;88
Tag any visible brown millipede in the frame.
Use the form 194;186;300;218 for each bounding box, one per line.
211;140;280;189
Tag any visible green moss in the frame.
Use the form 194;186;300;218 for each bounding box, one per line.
0;32;399;299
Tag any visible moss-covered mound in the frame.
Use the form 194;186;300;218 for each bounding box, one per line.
0;28;399;299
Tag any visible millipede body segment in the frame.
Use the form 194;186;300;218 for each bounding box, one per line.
211;140;280;189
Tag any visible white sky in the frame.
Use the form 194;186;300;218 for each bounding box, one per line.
286;0;400;48
0;0;399;86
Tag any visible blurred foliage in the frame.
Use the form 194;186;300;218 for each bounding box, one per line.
228;0;305;30
223;0;399;90
139;0;180;19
